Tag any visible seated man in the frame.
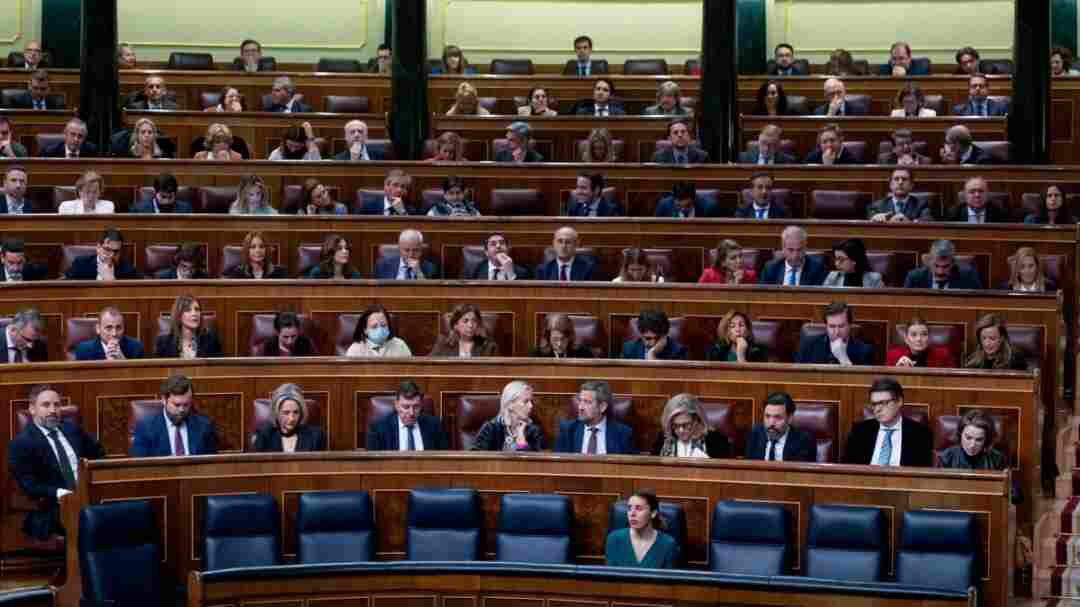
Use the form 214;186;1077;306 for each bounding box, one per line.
759;225;827;286
535;226;594;281
877;128;931;165
814;78;865;116
621;309;687;360
40;118;98;158
263;76;312;113
465;232;529;280
3;308;47;362
866;168;933;222
0;116;28;158
18;41;45;71
367;44;392;74
125;75;177;110
130;374;218;457
955;46;981;75
735;172;790;219
334;120;385;161
574;78;625;116
843;377;933;467
8;384;104;540
652;120;709;164
655;181;720;218
374;229;441;280
366;380;449;451
131;173;192;213
737;124;797;165
804;123;858;165
1;166;34;213
939;125;994;165
116;43;137;69
6;70;63;110
74;306;145;361
796;302;873;366
903;239;983;289
554;380;635;454
769;44;807;76
494;121;543;163
878;41;929;76
744;391;817;462
356;169;417;216
952;74;1008;116
566;173;623;217
64;228;140;280
236;39;270;72
564;35;609;76
155;242;207;279
1;238;46;281
945;176;1008;223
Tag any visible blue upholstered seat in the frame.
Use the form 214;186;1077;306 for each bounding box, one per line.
78;500;164;607
896;510;977;592
805;504;886;582
297;491;376;564
203;494;280;571
495;494;574;564
709;500;791;575
406;488;482;561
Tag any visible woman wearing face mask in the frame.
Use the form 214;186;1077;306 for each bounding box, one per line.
252;383;326;453
345;304;412;358
469;380;543;451
532;313;593;358
885;316;956;368
427;176;481;217
605;490;679;569
153;294;223;359
964;314;1028;370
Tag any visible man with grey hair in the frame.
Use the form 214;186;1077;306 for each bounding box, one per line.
263;76;311;113
737;124;797;165
40;118;97;158
125;75;177;110
5;308;47;362
334;120;385;161
759;225;827;286
903;240;983;289
494;121;543;162
814;78;865;116
946;176;1007;223
374;229;441;280
554;380;635;455
939;125;992;165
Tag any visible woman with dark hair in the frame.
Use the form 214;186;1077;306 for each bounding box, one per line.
699;239;756;284
154;243;207;279
430;304;499;357
752;80;789;116
823;238;883;287
297;178;347;215
431;44;476;74
306;234;361;279
267;122;321;161
652;393;730;458
890;82;936;117
223;231;288;278
937;409;1007;470
604;489;679;569
154;294;223;359
532;313;594;358
706;310;768;362
252;383;326;453
1024;185;1078;224
259;311;316;357
518;86;557;116
964;314;1027;370
205;86;245;112
885;316;957;368
1052;46;1080;77
427;176;481;217
613;248;663;283
345;304;412;357
826;48;859;75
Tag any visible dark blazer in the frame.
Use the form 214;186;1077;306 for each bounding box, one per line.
650;430;731;458
654;194;721;218
795;334;874;365
354;196;417;216
734;202;791;219
153;332;224;358
736;150;798;165
470;418;544;451
259;335;316;357
620;338;688;360
530;344;594;359
952;98;1009;117
154;267;209;280
129;412;218;457
562;59;610;76
222;265;288;279
374;256;442;280
804;146;859;165
8;422;104;539
878;62;930;76
553;418;635;454
2;336;47;362
566;197;624;217
0;196;36;214
64;255;139;280
4;91;65;110
706;341;769;362
534;257;595;281
465;259;530;280
306;265;362;279
73;336;145;361
877;151;932;165
744;425;817;462
366;413;449;451
573;100;627;116
866;195;933;221
768;63;809;76
333;146;386;161
902;265;983;290
261;99;313;113
944;203;1009;223
125;97;179;111
953;144;994;165
843;417;934;467
0;262;46;281
130;197;194;213
429;335;499;357
758;256;828;286
494;149;544;163
651;146;709;164
40;141;98;158
252;424;325;453
812;101;868;116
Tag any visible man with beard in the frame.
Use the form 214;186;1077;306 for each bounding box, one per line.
744;391;817;462
130;374;218;457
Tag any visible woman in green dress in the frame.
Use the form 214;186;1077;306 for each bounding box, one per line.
604;490;679;569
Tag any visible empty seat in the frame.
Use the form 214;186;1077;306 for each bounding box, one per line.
805;504;886;582
491;189;545;216
203;494;280;571
843;95;872;116
809;190;870;220
167;52;215;70
323;95;369;113
921;94;945;115
975;140;1012;163
840;141;867;163
78;500;162;607
296;491;376;564
786;95;809;115
406;488;482;561
623;59;669;75
198;186;238;214
317;58;363;73
455;395;501;450
709;500;791;575
64;316;98;360
980;58;1013;74
896;510;977;592
489;59;534;75
608;499;687;566
495;494;574;564
33;133;65;157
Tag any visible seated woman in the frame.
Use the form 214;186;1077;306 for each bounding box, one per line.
643;81;691;116
431;45;476;75
58;171;114;214
446;82;491;116
430;303;499;357
937;409;1007;470
427;176;481;217
612;248;663;283
1002;246;1056;292
580;128;617;162
826;48;859;75
885;316;957;368
706;310;768;362
345;303;412;358
495;122;543;162
204;86;245;112
297;178;347;215
964;314;1028;370
153;294;223;359
268;122;322;161
228;175;278;215
428;131;467;162
890;82;937;117
260;311;317;357
252;383;326;452
124;117;172;159
469;380;543;451
621;309;687;360
194;123;243;161
518;86;557;116
224;230;288;278
1024;185;1078;224
604;490;679;569
154;242;208;279
531;313;594;359
306;234;361;279
652;393;730;458
751;80;790;116
1052;46;1080;77
823;238;884;287
699;239;756;284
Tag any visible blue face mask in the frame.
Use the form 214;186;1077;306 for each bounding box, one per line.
366;326;390;346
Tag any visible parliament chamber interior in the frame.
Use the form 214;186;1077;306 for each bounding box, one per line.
0;1;1077;606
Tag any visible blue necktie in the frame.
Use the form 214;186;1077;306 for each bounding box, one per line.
876;428;895;465
406;426;416;451
785;268;796;286
579;63;586;76
405;267;415;280
755;208;765;219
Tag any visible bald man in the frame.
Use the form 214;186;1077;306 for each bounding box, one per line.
535;226;595;281
813;78;865;116
374;229;441;280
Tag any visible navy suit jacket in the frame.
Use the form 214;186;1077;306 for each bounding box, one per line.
0;263;46;281
736;150;799;165
0;196;36;214
944;203;1009;223
652;146;710;164
620;338;688;360
655;194;721;218
566;197;624;217
354;196;417;216
365;413;449;451
64;255;139;280
262;99;313;113
5;91;65;110
744;425;817;462
796;334;873;365
333;146;386;161
40;141;98;158
843;417;933;467
562;59;610;76
902;266;983;290
374;256;442;280
130;197;193;213
73;336;145;361
252;424;325;452
758;257;828;286
952;98;1009;117
734;202;791;219
465;259;530;280
534;257;595;281
553;418;635;454
129;412;218;457
804;147;860;165
878;62;930;76
573;100;627;116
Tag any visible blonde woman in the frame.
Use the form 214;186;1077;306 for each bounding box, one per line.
1005;247;1056;292
469;380;543;451
194;123;242;161
580;128;617;162
126;118;168;159
251;383;326;452
651;393;730;458
228;175;277;215
58;171;114;214
446;82;491;116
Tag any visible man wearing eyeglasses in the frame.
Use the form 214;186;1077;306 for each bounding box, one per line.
842;377;933;467
3;308;47;363
63;228;140;280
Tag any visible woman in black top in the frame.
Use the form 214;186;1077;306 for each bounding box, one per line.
752;80;790;116
154;294;223;359
469;380;544;451
305;233;361;279
706;310;768;363
252;383;326;452
532;313;594;359
223;231;288;279
964;314;1028;370
259;311;317;357
1023;185;1079;224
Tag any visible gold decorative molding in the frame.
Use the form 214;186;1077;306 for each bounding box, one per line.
0;0;26;45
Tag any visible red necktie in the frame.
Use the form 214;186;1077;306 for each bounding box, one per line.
174;426;187;456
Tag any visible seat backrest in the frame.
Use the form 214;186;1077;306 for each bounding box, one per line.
455;394;500;450
809;190;870;220
323;95;369;113
168;52;215;70
536;313;606;358
790;403;837;463
709;500;791;575
0;88;23;108
840;140;867;163
1006;325;1043;369
294;244;323;277
623;59;669;75
495;493;574;564
53;186;77;211
406;489;482;561
65;316;99;360
198;186;238;214
844;95;871;116
489;59;534;75
805;504;885;582
296;491;376;564
317;58;363;73
203;494;280;571
909;57;931;74
980;58;1013;74
608;499;687;566
786;95;809;115
78;500;161;606
491;189;545;216
248;313;321;356
896;510;976;591
975;140;1012;163
34;133;65;157
366;139;396;160
128;400;163;447
921;95;945;115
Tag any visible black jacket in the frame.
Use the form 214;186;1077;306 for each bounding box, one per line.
366;413;449;451
469;418;544;451
843;417;933;467
251;424;326;452
744;425;817;462
153;332;224;358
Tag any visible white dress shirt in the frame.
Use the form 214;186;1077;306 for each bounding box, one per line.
36;423;78;495
398;417;425;451
58;200;115;214
870;420;903;466
6;326;20;361
580;417;607;454
5;195;25;214
675;440;708;458
783;262;804;285
164;413;191;456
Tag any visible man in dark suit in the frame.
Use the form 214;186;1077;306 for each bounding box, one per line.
876;128;932;165
236;39;271;73
40;118;98;158
0;238;46;282
130;374;218;457
952;74;1009;116
465;232;529;280
64;228;140;281
744;392;817;462
877;42;930;76
374;229;441;280
354;169;417;216
366;380;449;451
5;70;65;110
652;120;709;164
554;380;635;454
737;125;798;165
130;173;193;214
768;44;808;76
366;44;392;74
866;168;933;222
0;167;34;214
334;120;386;161
796;302;874;366
564;36;609;76
566;173;623;217
843;377;933;467
573;78;626;116
655;181;721;218
735;173;791;219
0;116;29;159
620;309;688;360
124;75;178;110
813;79;866;116
902;239;984;289
535;226;595;281
804;123;859;165
8;384;104;539
759;226;828;286
2;308;48;362
73;306;145;361
944;176;1008;223
939;125;995;165
263;76;312;113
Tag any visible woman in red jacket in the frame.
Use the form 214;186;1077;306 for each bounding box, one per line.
886;316;957;368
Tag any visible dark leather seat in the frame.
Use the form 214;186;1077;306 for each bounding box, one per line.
495;493;574;564
786;95;809;116
128;400;163;448
52;186;77;212
790;402;837;463
840;141;867;163
805;504;886;582
709;500;791;575
59;244;96;278
698;399;739;451
406;488;483;561
455;394;500;450
896;510;977;592
843;95;871;116
198;186;238;214
1007;325;1043;370
323;95;369;113
980;58;1013;74
296;491;376;564
489;59;534;75
167;52;215;70
294;244;323;276
203;493;281;571
33;133;64;157
536;313;606;358
78;500;163;607
809;190;871;220
608;499;687;566
623;59;669;75
365;139;396;160
317;58;364;73
247;398;322;451
865;251;899;287
909;57;931;74
64;316;98;360
975;139;1012;163
921;95;945;115
491;189;545;216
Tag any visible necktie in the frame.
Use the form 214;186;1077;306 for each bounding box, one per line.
406;267;416;280
406;425;416;451
676;153;687;165
765;440;774;461
785;268;797;286
895;200;905;216
174;425;187;456
876;428;895;465
34;100;43;110
755;208;765;220
47;429;76;489
979;101;987;117
11;347;22;363
586;427;598;454
560;265;569;281
579;64;587;76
